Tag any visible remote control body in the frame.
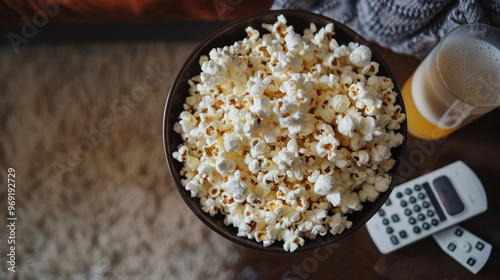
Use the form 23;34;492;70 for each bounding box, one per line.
433;225;492;274
366;161;487;254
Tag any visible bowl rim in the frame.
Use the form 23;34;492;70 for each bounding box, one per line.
163;9;407;253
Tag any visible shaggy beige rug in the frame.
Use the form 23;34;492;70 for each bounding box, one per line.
0;41;239;279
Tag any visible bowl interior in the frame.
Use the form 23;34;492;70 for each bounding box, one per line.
163;10;407;252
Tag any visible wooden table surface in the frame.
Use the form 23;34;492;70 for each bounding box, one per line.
232;43;500;280
1;20;498;280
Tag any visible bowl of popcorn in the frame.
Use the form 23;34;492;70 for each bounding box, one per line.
163;10;407;252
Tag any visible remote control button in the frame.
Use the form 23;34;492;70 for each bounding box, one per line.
400;200;407;207
459;241;472;252
386;227;394;234
378;209;386;217
413;205;421;212
422;222;430;230
404;209;412;216
414;184;422;191
409;196;417;204
385;198;392;206
390;235;399;245
413;226;421;234
405;188;412;195
418;193;426;200
476;241;485;251
427;210;435;217
467;257;476;267
391;214;400;223
423;182;447;222
399;230;408;238
455;228;464;237
382;218;390;225
408;217;417;225
417;214;425;221
422;201;430;208
447;242;457;252
396;192;403;198
431;218;439;226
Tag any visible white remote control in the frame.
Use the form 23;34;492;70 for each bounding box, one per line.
366;161;487;254
432;225;492;274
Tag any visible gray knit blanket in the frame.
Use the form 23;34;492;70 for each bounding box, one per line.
272;0;500;59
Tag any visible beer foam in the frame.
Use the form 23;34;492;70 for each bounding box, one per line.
438;38;500;106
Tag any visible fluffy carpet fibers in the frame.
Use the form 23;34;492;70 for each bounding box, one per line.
0;41;239;279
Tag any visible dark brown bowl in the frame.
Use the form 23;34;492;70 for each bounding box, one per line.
163;10;407;252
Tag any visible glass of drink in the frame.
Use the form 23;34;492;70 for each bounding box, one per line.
402;23;500;140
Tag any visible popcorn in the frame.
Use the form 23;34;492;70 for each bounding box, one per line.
328;37;339;51
228;171;250;202
337;115;356;137
246;193;264;207
208;185;221;198
307;169;321;183
197;162;213;182
259;124;280;143
281;109;312;135
346;192;362;211
201;60;221;76
316;134;340;161
326;186;344;207
260;224;280;246
334;45;350;58
351;150;370;166
185;180;203;198
265;199;284;223
237;222;253;239
328;212;352;235
349;45;372;67
299;42;316;63
280;228;305;252
245;26;260;43
290;195;309;213
317;94;335;123
281;208;302;228
318;73;340;90
224;133;244;154
172;144;189;162
215;157;236;176
387;131;405;148
172;15;405;252
324;53;340;70
371;144;391;164
284;31;304;53
331;94;350;113
303;209;328;236
276;185;289;201
314;122;335;140
359;183;379;202
313;174;335;196
359;117;377;141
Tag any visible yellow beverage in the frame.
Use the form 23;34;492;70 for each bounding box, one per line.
402;74;454;140
402;29;500;140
